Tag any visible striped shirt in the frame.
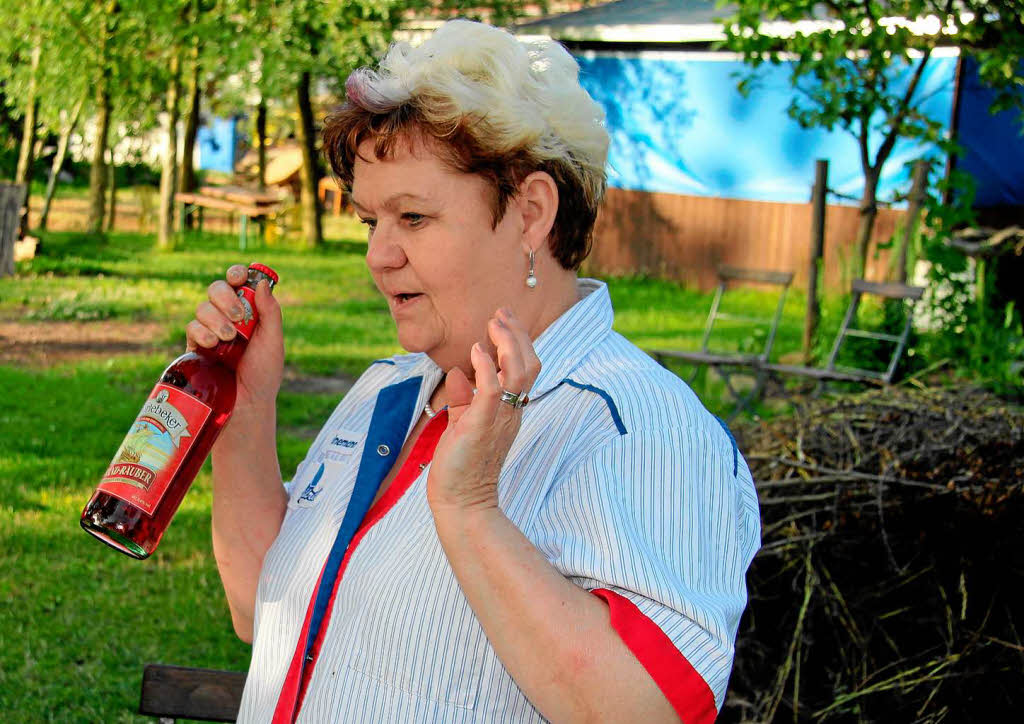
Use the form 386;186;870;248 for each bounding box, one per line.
238;278;761;722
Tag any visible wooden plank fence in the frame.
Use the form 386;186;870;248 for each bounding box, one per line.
588;187;905;291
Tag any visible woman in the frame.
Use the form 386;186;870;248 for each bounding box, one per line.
189;20;760;723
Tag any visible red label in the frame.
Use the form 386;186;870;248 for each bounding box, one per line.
233;285;259;340
98;384;212;515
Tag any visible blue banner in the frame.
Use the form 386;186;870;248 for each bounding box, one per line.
197;117;242;174
575;52;957;206
956;56;1024;207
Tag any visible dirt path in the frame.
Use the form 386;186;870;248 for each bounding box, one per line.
0;320;175;367
1;319;355;397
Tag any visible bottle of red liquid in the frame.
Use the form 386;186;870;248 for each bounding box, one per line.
80;263;279;559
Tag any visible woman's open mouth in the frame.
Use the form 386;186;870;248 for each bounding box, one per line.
394;292;423;307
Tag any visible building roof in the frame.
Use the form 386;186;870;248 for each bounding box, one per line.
515;0;734;43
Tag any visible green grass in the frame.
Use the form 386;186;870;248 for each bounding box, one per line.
0;228;811;721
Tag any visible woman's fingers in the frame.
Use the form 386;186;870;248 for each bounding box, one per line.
226;264;248;287
492;307;541;396
488;316;527;398
252;280;282;339
185;319;220;350
196;300;238;342
468;342;501;424
209;279;246;321
445;366;475;409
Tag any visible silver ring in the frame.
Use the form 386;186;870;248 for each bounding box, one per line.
499;389;529;409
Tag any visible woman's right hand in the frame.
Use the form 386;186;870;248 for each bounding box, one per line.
185;264;284;409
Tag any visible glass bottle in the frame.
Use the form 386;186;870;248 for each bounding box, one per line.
80;263;279;559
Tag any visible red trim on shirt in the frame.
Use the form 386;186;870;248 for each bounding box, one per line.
591;588;717;724
273;410;449;724
271;567;324;724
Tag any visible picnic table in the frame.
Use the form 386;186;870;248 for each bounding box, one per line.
175;186;286;250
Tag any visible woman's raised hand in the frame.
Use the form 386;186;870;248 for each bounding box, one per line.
184;264;284;409
427;307;541;513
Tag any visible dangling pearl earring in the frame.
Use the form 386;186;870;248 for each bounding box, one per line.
526;249;538;288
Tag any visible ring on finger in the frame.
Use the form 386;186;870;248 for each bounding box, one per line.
499;389;529;409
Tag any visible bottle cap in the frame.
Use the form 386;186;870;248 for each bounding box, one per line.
249;263;280;284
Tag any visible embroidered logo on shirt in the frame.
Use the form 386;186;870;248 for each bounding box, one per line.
325;429;364;460
296;463;325;507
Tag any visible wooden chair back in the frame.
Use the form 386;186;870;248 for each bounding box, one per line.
698;265;795;363
822;279;926;383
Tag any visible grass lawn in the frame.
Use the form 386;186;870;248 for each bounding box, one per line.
0;228;815;721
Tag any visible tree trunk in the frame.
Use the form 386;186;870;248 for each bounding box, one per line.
39;97;84;231
296;71;322;248
179;45;201;228
257;96;267;190
105;147;117;232
14;43;42;236
87;88;111;233
851;168;880;282
158;52;183;249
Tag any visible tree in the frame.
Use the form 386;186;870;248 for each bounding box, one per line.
38;95;85;230
13;40;40;236
721;1;1024;281
86;0;119;233
219;0;407;248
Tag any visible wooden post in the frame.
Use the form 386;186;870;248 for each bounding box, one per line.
896;159;930;283
803;159;828;364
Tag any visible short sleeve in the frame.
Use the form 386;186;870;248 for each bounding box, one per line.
529;422;761;717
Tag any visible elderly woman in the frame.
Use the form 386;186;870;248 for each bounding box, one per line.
190;20;760;724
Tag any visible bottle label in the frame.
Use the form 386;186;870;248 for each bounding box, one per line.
97;384;212;515
233;285;259;340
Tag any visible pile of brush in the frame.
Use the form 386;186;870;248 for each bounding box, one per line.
723;386;1024;723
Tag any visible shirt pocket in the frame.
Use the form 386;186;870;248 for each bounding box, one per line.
343;518;489;710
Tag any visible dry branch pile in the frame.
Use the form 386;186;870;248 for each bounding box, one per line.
724;386;1024;723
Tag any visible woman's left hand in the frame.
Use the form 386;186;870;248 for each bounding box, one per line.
427;307;541;513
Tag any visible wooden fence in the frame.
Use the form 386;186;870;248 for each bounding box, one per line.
587;187;906;291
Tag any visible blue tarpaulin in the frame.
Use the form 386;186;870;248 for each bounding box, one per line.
575;52;958;206
956;56;1024;207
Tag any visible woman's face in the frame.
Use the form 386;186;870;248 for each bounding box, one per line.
351;134;527;375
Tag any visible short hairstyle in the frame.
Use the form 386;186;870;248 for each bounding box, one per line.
323;19;609;270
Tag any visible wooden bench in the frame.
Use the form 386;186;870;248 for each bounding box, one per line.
139;664;246;723
650;266;795;419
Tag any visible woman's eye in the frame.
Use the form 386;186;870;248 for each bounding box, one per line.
402;213;425;226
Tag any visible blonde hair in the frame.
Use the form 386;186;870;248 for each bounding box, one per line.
323;19;609;269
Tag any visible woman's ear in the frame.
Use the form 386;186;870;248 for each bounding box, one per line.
516;171;559;254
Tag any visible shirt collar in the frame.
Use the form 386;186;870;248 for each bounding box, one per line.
529;278;614;399
383;278;613;403
381;352;445;434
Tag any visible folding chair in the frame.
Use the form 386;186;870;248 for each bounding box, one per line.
650;266;794;419
763;279;925;386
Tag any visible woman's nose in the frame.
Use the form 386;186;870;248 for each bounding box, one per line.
365;222;406;272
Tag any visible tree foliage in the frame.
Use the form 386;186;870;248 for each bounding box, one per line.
720;1;1024;279
1;0;540;240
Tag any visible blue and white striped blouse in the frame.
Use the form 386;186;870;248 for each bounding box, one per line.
237;278;761;722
